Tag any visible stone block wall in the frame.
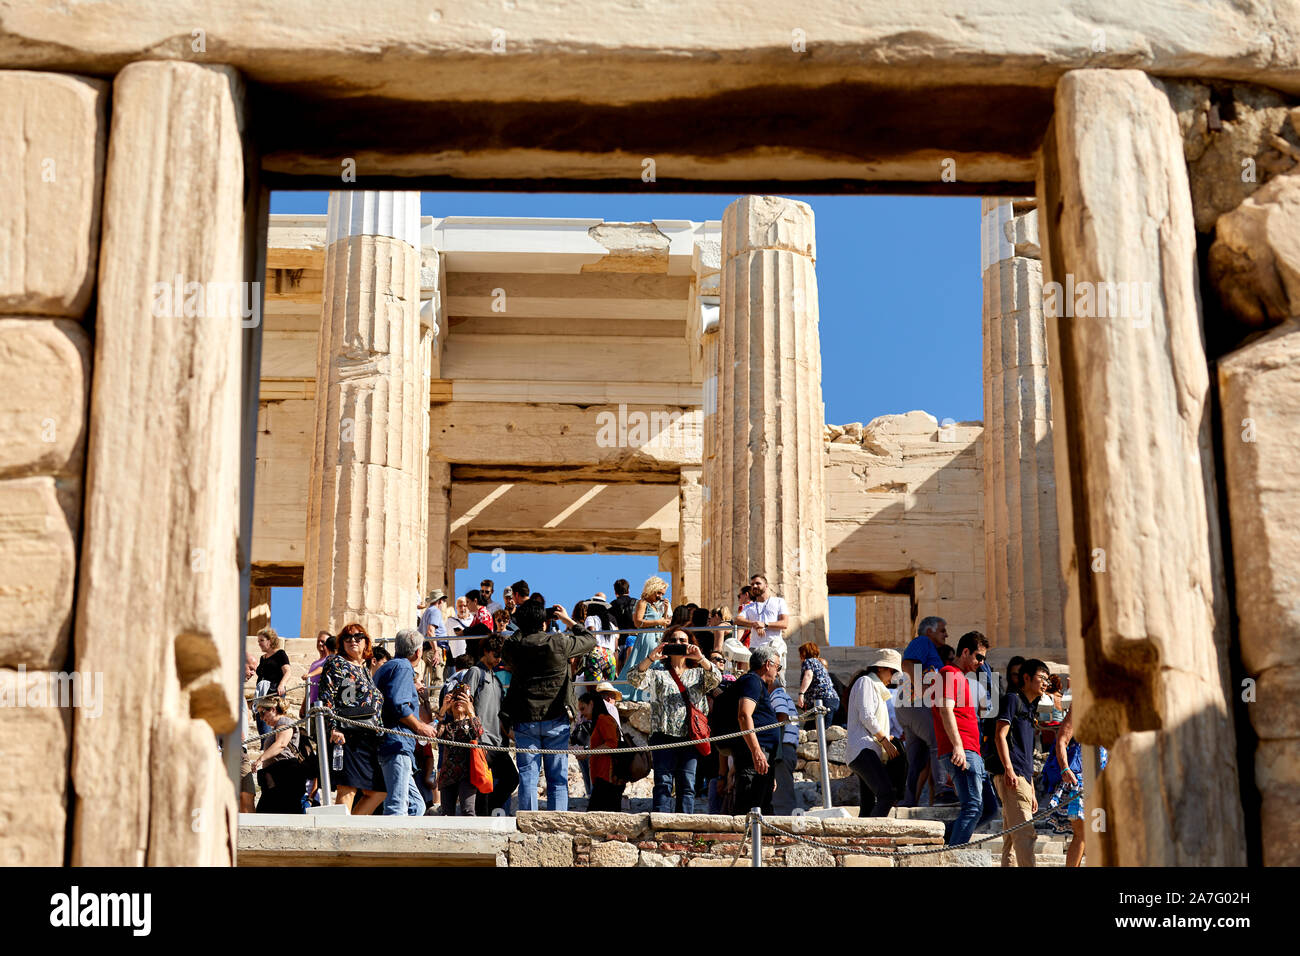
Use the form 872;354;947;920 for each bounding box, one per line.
504;811;944;867
0;71;105;866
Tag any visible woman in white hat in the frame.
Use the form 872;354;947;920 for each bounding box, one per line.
845;648;905;817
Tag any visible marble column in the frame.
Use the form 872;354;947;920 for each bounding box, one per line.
694;239;725;611
981;197;1066;650
678;465;703;605
247;585;271;635
301;191;426;640
713;196;829;645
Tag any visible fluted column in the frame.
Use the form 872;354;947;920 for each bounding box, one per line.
714;196;828;645
301;191;426;639
981;197;1065;651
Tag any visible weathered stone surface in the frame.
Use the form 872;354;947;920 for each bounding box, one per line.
815;816;945;839
0;477;77;669
648;813;744;833
588;839;640;867
1039;69;1244;866
822;724;846;742
897;847;992;867
507;833;574;867
517;811;652;839
0;668;71;865
239;818;513;866
72;61;250;866
1209;175;1300;327
841;853;895;867
686;854;751;867
0;72;106;316
824;412;985;634
1219;320;1300;678
1166;81;1300;233
1256;739;1300;867
781;843;835;867
638;850;681;867
0;319;91;477
708;196;827;643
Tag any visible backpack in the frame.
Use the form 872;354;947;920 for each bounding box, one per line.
708;679;747;753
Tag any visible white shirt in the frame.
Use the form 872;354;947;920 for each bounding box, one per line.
846;672;892;764
741;596;787;648
485;601;502;615
586;615;617;654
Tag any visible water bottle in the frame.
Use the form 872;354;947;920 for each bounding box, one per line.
332;743;343;772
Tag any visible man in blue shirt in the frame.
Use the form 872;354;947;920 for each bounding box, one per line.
374;629;439;815
768;663;802;815
735;645;784;813
898;616;948;806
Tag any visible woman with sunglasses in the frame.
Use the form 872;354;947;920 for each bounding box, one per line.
319;623;387;814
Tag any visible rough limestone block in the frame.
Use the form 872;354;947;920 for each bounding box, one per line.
588;839;640;867
0;668;71;865
1210;174;1300;327
780;843;835;867
686;854;751;867
897;848;992;867
0;72;106;316
507;833;574;867
841;854;895;867
638;850;681;867
1256;739;1300;866
72;61;249;867
649;812;745;833
516;810;651;839
0;318;91;477
0;477;77;669
1040;69;1243;866
1219;320;1300;677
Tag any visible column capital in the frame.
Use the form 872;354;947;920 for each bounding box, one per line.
722;195;815;260
326;191;422;248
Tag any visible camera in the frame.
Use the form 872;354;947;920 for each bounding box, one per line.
663;642;690;656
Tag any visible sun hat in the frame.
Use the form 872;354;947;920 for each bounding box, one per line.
594;681;623;702
419;589;446;608
871;648;904;672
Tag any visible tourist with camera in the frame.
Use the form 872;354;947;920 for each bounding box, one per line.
501;601;596;811
626;623;721;813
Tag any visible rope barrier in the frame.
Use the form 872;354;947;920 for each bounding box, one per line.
322;707;811;754
248;682;309;704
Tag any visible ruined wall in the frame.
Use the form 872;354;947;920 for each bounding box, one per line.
824;411;986;640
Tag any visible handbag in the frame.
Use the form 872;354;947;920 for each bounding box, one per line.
611;735;652;785
668;668;712;757
470;743;494;794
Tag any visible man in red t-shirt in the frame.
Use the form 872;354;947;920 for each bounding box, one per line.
931;632;987;846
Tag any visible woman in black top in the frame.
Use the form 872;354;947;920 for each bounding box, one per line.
255;627;290;737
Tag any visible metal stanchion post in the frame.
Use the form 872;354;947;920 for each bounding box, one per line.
814;700;833;810
314;710;333;807
750;810;762;868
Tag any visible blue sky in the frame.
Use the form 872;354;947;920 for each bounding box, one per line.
267;191;982;643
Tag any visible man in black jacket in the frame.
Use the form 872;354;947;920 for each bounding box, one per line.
501;601;596;811
609;578;637;670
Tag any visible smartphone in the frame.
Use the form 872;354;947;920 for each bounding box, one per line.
663;643;690;656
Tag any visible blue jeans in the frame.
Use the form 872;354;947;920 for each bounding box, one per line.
514;719;571;811
379;751;426;816
942;750;984;847
978;767;1000;826
650;733;697;814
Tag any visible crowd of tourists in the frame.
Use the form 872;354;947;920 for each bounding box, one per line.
244;574;1094;866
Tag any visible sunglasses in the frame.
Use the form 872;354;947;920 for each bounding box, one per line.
341;634;364;642
975;653;986;662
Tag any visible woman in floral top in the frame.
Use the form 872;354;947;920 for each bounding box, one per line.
435;685;483;816
627;624;721;814
319;623;387;814
797;642;839;722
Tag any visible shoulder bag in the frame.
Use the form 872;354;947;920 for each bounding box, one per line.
668;668;712;757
